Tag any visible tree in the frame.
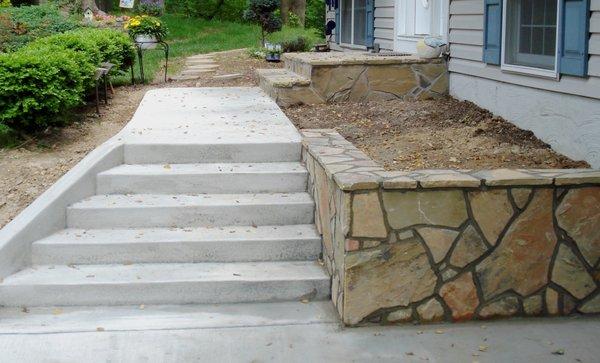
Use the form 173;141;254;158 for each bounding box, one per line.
243;0;282;46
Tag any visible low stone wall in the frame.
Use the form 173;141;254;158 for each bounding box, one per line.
302;129;600;326
284;53;448;102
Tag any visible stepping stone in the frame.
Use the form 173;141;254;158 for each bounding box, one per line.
186;64;219;70
171;75;202;81
212;73;244;81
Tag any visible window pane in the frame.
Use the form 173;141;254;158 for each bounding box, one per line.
505;0;557;70
354;0;366;45
341;0;352;43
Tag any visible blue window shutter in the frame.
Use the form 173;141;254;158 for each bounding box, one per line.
483;0;503;65
335;2;340;43
559;0;590;77
366;0;375;47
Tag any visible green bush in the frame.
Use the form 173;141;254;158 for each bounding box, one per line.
0;4;79;51
305;0;325;35
0;123;19;148
0;28;135;133
267;26;322;50
0;46;89;131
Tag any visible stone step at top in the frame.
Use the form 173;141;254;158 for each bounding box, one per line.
185;60;216;65
186;55;214;61
66;193;315;229
96;162;308;194
32;225;321;265
255;69;311;88
256;68;323;107
0;261;330;307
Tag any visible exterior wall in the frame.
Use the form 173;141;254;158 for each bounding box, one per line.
449;0;600;168
450;73;600;168
302;129;600;326
326;0;395;50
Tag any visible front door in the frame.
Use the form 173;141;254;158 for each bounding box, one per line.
394;0;448;53
340;0;368;47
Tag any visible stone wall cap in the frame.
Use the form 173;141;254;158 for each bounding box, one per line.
282;52;442;67
301;130;599;191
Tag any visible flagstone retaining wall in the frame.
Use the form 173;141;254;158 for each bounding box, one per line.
301;129;600;326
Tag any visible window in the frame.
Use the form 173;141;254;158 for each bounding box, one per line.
502;0;560;77
340;0;367;46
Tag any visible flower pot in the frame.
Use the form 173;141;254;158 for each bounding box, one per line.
416;39;443;59
135;34;158;49
266;53;281;62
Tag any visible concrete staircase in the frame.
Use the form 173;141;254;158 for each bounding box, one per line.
0;88;329;309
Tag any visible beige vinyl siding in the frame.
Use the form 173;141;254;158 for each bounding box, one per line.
448;0;600;100
374;0;395;50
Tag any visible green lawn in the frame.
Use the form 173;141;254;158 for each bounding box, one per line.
117;15;263;84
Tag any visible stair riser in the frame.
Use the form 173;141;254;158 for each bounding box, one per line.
124;143;301;164
32;239;322;264
0;280;330;306
284;58;313;79
96;172;308;194
67;203;315;229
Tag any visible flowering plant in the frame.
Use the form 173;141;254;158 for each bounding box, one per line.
124;15;167;40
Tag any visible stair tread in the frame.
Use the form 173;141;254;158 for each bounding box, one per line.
1;261;328;285
34;225;320;246
99;162;307;176
256;69;311;88
69;192;313;209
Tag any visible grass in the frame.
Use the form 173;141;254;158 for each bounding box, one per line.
115;15;263;84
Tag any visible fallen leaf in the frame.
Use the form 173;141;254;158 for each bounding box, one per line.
551;349;565;355
478;345;488;352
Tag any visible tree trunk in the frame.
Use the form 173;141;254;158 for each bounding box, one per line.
280;0;291;24
82;0;99;12
290;0;306;26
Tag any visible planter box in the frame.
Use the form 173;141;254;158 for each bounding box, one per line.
301;129;600;325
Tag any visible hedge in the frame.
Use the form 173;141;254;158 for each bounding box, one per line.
0;28;135;133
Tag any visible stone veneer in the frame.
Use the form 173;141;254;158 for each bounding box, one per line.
302;129;600;326
258;53;448;107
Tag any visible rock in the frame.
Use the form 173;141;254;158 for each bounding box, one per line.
367;65;417;97
314;164;333;257
439;272;479;321
383;190;468;230
479;296;519;319
511;188;532;209
469;189;514;245
344;240;437;325
441;268;458;281
351;192;387;238
387;308;413;323
556;187;600;267
417;227;459;263
552;244;596;299
546;288;560;315
449;225;488;268
579;293;600;313
563;294;577;314
523;295;543;315
417;298;445;322
212;73;243;80
345;239;360;252
476;189;557;299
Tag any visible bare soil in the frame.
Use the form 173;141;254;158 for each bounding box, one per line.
0;49;588;229
285;99;589;171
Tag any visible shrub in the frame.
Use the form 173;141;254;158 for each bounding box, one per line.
243;0;281;46
0;46;89;131
0;123;19;148
0;0;11;8
267;26;322;50
136;0;164;16
0;4;79;51
0;28;135;132
305;0;325;35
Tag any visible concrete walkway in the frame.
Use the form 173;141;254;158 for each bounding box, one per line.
0;304;598;362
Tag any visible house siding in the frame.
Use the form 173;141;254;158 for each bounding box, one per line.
326;0;395;50
449;0;600;99
449;0;600;167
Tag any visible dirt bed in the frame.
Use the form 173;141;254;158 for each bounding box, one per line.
284;98;589;171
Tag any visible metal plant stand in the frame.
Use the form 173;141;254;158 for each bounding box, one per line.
131;40;169;84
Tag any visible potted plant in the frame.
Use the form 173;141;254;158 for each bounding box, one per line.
124;15;167;49
265;42;282;62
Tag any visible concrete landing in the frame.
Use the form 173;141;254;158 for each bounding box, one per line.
0;311;598;362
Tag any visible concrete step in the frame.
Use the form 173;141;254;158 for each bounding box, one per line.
96;162;308;194
256;69;323;107
0;261;330;306
67;193;314;229
123;142;301;164
32;225;321;265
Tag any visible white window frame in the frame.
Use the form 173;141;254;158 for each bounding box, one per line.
500;0;561;79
